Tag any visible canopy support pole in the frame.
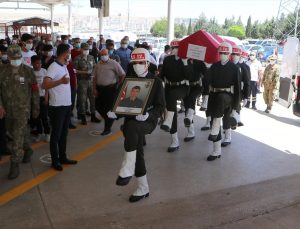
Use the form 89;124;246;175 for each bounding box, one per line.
167;0;174;44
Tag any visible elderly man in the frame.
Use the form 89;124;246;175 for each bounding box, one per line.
93;49;125;135
116;38;132;74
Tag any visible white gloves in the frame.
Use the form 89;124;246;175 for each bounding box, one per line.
242;99;248;107
136;112;149;121
107;111;117;119
182;58;188;66
230;109;239;122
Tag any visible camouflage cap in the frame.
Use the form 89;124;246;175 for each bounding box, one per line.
269;54;278;60
7;45;22;59
81;43;89;50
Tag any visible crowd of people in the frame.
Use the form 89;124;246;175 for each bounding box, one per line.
0;32;280;203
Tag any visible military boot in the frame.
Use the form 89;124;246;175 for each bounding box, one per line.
22;149;33;163
8;162;20;180
91;113;101;123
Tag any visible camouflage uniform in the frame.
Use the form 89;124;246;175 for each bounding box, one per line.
262;57;279;110
73;43;96;120
0;45;40;165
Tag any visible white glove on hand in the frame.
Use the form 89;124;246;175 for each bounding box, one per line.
242;99;248;107
136;112;149;122
107;111;117;119
230;109;239;122
182;58;188;66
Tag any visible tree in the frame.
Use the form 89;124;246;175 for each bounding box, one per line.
175;23;187;38
150;18;168;37
227;25;246;39
194;13;208;32
187;18;193;35
236;16;243;27
251;20;260;38
207;17;225;35
223;16;236;30
245;16;252;38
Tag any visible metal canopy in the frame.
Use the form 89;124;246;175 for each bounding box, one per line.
0;0;70;7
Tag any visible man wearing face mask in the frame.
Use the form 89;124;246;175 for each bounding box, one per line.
262;55;279;113
245;51;263;110
0;45;40;179
41;45;55;70
204;42;241;161
87;39;99;63
43;43;78;171
116;38;132;74
107;48;165;203
71;38;82;60
74;43;99;125
230;46;250;129
106;41;120;63
20;33;37;67
159;39;191;152
61;35;73;50
93;49;125;135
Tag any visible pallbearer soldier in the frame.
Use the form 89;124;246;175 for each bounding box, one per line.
160;39;191;152
205;42;241;161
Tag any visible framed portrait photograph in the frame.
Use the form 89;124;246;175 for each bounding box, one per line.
113;78;155;116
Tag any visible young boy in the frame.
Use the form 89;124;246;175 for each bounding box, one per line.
31;55;51;142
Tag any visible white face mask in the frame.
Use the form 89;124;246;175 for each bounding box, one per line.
25;43;33;51
3;44;8;47
46;41;53;45
239;57;245;64
2;54;7;61
83;50;89;56
47;51;53;57
133;64;147;77
101;55;109;62
233;55;240;64
89;45;93;50
10;59;22;67
171;48;178;56
220;54;229;63
250;55;256;61
64;40;69;44
121;44;128;49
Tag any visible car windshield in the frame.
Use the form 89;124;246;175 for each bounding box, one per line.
255;41;263;45
264;46;275;52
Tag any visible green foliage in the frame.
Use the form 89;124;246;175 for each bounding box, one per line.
227;25;246;38
245;16;252;38
187;18;193;35
150;18;168;37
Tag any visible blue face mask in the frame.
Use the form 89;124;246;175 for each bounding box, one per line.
75;43;81;49
108;50;114;55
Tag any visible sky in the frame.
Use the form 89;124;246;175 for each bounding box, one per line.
0;0;281;24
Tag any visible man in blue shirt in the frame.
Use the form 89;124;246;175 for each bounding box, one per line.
116;39;131;74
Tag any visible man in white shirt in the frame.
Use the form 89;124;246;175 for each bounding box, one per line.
21;33;37;67
246;51;263;110
43;43;77;171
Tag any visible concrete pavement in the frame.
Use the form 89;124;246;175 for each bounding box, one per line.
0;95;300;229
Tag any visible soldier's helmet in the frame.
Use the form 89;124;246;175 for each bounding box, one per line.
131;48;150;62
269;54;278;60
170;39;181;48
232;45;242;55
81;43;89;50
218;42;232;54
7;45;22;59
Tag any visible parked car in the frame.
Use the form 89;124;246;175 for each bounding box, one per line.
255;39;277;47
245;44;264;53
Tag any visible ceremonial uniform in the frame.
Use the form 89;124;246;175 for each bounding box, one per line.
0;45;40;179
205;42;241;161
160;40;191;152
183;59;207;141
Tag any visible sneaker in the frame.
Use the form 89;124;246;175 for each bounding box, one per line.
101;130;112;136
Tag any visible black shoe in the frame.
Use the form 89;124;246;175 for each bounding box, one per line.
101;130;112;136
129;193;149;203
91;113;101;123
22;149;33;163
207;155;221;161
184;136;195;142
199;107;207;111
167;146;179;153
69;123;77;129
208;134;218;142
265;109;270;113
178;109;185;114
252;106;257;110
160;125;170;132
116;176;132;186
8;162;20;180
221;142;231;147
245;102;250;108
52;163;63;171
184;118;191;127
60;158;78;165
86;111;91;116
81;116;87;125
238;122;244;127
201;126;210;131
230;117;237;129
